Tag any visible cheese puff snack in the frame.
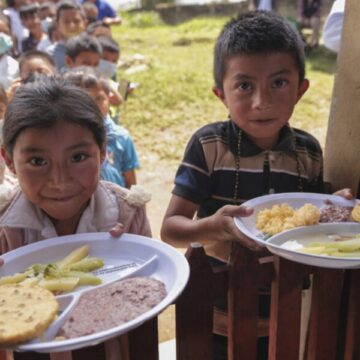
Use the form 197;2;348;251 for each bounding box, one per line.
292;203;320;227
256;204;294;236
256;203;320;236
351;204;360;223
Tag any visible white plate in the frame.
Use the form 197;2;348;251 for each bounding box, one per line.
233;192;357;246
0;233;189;353
266;223;360;269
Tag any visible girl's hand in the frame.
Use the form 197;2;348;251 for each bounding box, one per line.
109;223;125;237
333;188;353;200
0;258;3;267
212;205;263;251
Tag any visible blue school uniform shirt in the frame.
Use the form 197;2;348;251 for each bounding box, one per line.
81;0;116;20
100;115;139;187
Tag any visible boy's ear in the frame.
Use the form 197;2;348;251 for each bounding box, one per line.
1;148;16;175
296;79;310;103
213;87;225;101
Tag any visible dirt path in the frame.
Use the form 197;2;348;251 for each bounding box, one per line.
137;165;178;342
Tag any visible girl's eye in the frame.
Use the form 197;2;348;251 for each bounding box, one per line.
72;153;88;162
272;79;288;88
238;82;252;91
29;157;47;166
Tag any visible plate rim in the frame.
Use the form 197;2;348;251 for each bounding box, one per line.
0;232;189;352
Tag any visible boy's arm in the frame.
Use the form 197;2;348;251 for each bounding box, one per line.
161;194;260;250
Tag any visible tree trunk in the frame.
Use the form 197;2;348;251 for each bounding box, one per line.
324;0;360;196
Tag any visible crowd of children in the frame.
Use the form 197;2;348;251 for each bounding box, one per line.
0;0;139;191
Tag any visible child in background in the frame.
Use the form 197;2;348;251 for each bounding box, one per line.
7;50;55;100
63;67;139;189
161;11;351;359
19;49;55;81
65;33;101;68
19;3;51;52
0;13;19;90
97;34;118;79
39;1;56;34
96;34;122;121
0;76;150;359
83;1;98;24
82;0;121;25
46;0;86;71
3;0;28;54
86;20;111;38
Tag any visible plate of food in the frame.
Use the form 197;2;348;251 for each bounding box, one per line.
233;192;360;246
265;223;360;268
0;232;189;353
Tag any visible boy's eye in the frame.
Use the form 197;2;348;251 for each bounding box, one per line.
29;157;47;166
272;79;288;88
72;153;88;162
238;82;252;91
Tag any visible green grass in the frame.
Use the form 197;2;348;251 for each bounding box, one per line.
112;12;338;170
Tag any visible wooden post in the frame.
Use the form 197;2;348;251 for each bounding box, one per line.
324;0;360;194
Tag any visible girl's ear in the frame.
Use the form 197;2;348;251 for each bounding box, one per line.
296;79;310;103
1;147;16;174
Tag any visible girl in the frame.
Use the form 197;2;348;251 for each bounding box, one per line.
0;76;150;252
0;76;150;359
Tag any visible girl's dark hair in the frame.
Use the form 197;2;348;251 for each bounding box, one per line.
3;76;105;155
214;10;306;90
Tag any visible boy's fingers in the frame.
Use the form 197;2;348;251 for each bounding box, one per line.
109;223;125;237
222;205;254;217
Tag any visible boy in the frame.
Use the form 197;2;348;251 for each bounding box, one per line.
46;0;86;71
19;49;55;81
65;33;102;68
97;34;119;79
19;3;51;52
86;20;112;38
161;11;350;359
161;10;320;256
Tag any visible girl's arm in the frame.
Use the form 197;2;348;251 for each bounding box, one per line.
124;169;136;189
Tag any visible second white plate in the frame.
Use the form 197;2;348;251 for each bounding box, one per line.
233;192;357;245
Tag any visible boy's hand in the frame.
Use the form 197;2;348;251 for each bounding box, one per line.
109;223;125;237
333;188;353;200
213;205;263;251
0;258;3;267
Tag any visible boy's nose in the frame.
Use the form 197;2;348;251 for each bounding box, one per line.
252;89;272;110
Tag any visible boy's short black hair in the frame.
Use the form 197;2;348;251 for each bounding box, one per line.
3;76;105;155
63;66;111;95
18;50;55;73
214;10;306;90
65;34;102;60
19;4;40;19
56;0;85;22
86;20;110;35
97;35;119;55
